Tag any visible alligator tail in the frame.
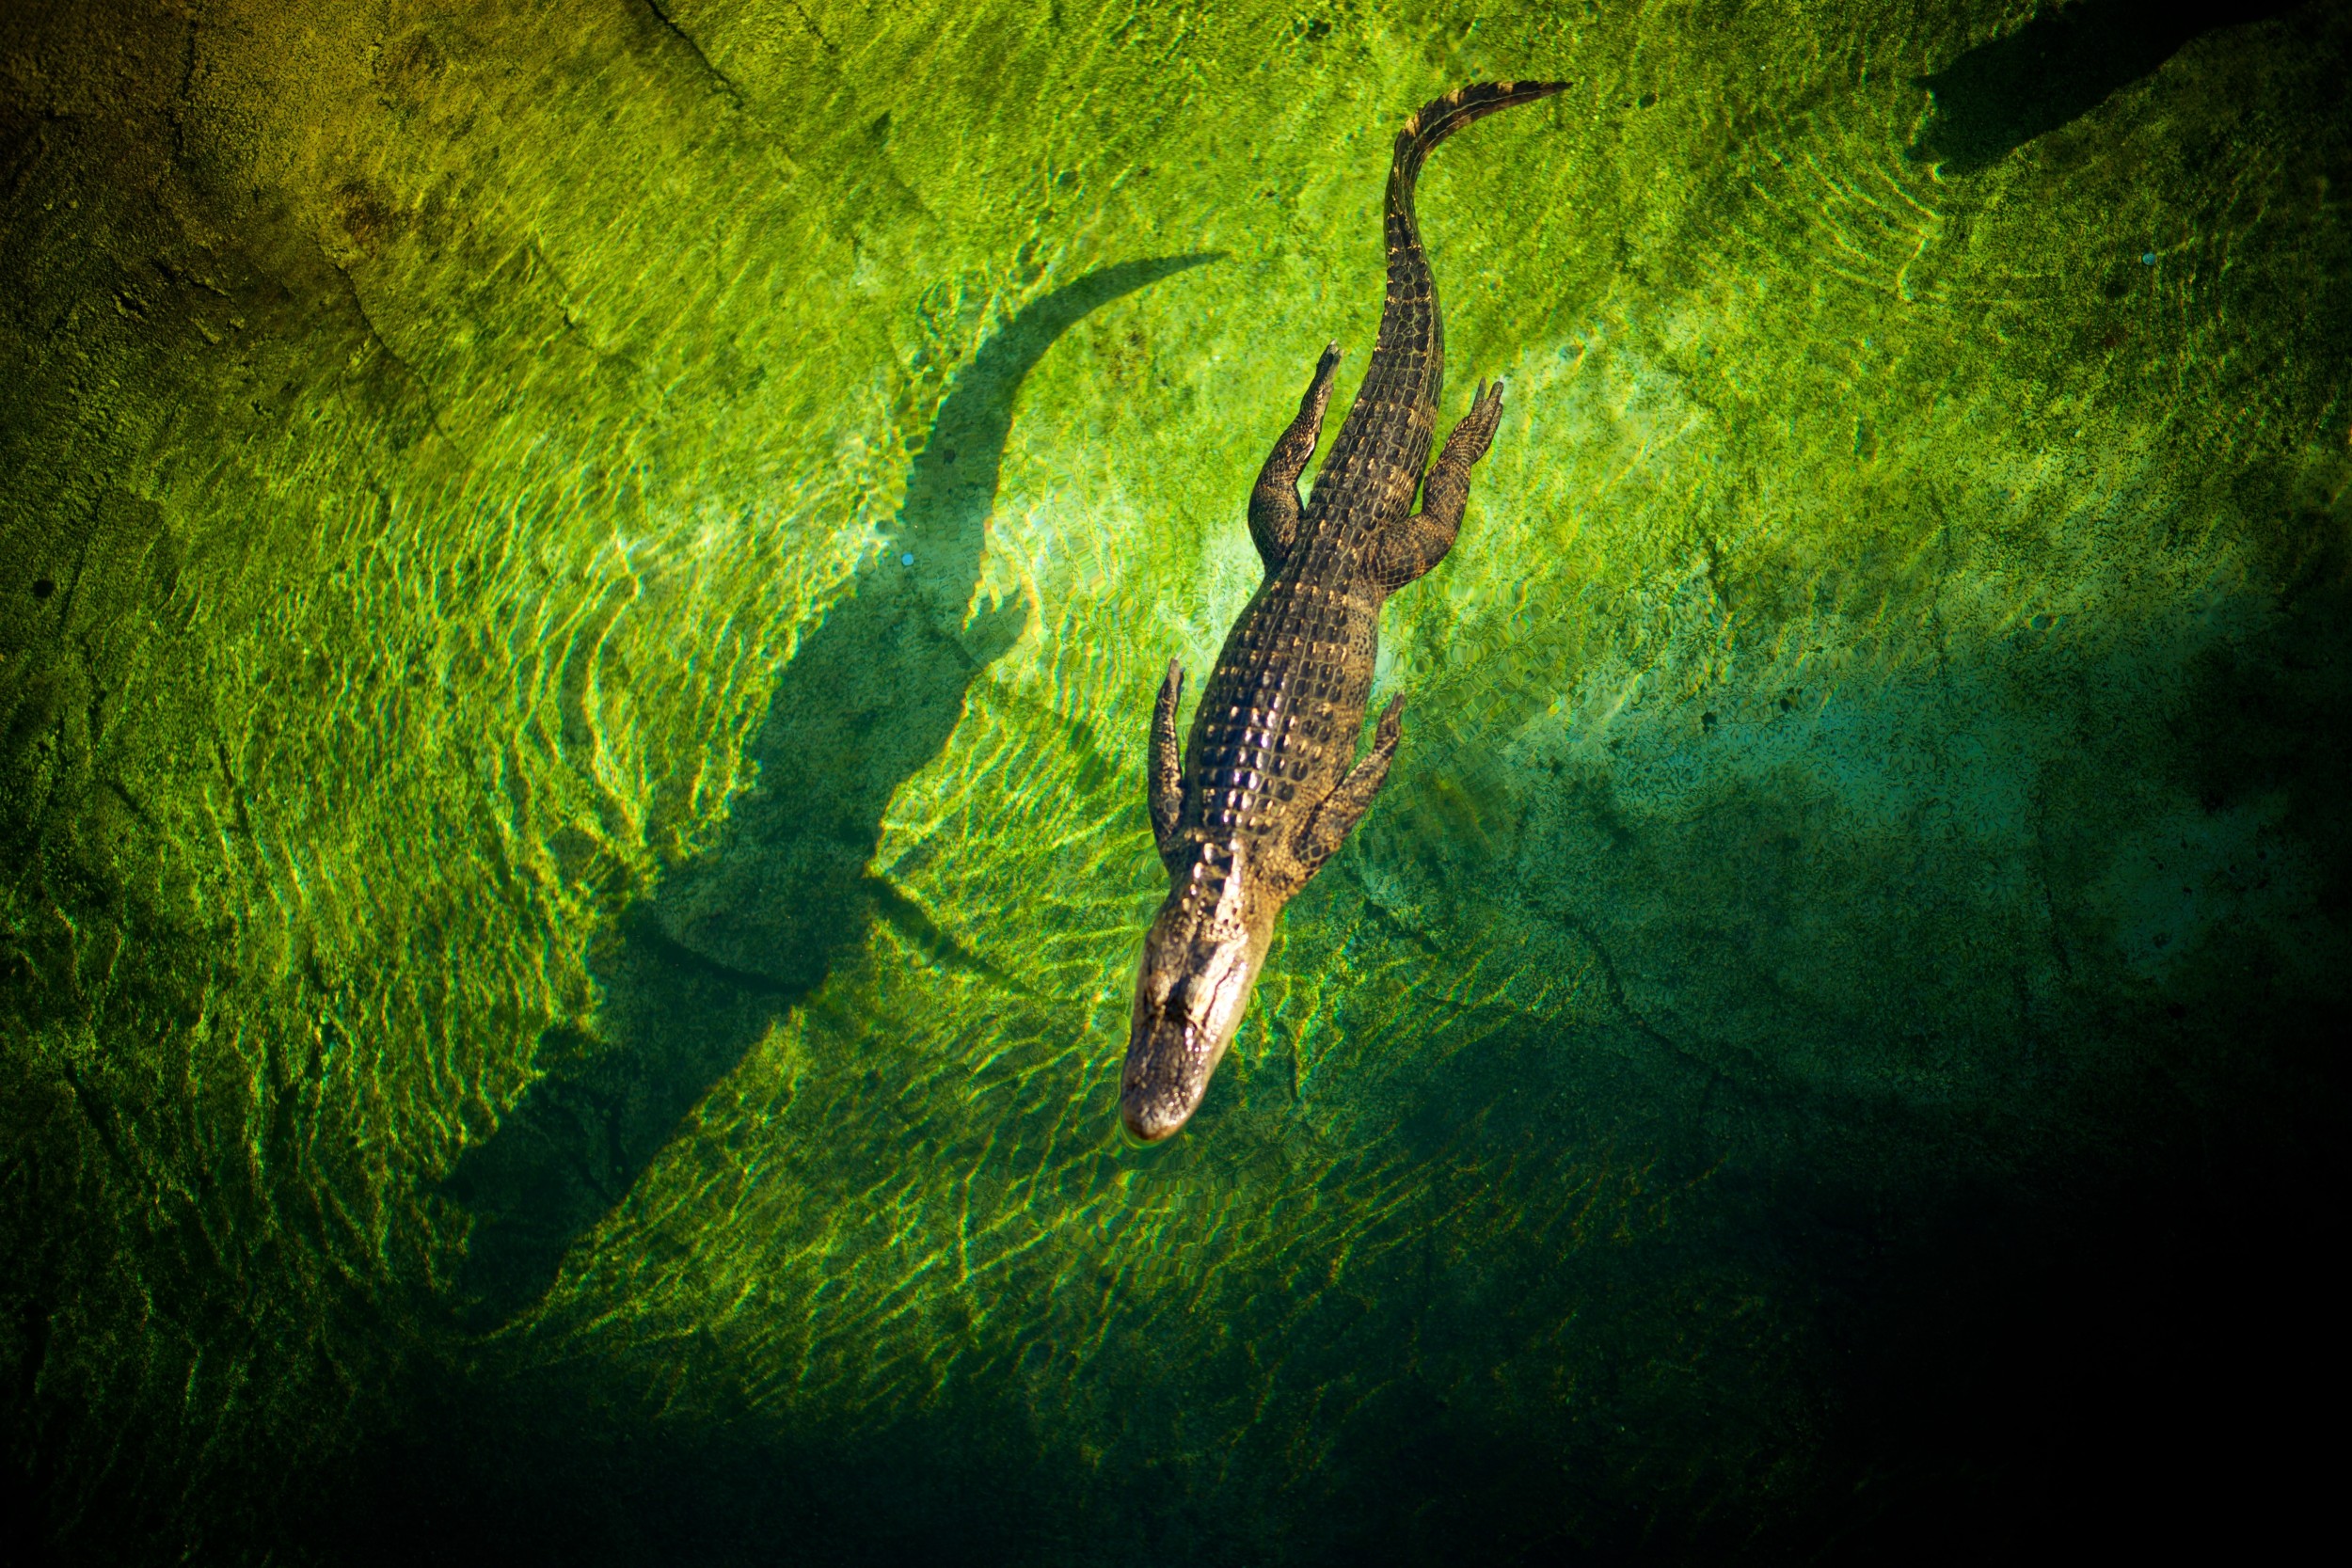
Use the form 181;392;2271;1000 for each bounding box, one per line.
1387;79;1567;241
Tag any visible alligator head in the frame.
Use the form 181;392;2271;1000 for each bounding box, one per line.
1120;839;1275;1142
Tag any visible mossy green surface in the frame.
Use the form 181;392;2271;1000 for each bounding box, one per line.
3;2;2345;1561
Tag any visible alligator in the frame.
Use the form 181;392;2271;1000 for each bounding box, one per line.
1120;79;1564;1142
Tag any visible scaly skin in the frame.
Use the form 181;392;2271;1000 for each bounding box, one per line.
1120;80;1565;1142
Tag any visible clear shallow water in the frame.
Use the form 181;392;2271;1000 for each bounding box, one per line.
2;1;2344;1561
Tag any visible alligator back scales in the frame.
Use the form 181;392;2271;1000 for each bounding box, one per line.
1120;80;1563;1142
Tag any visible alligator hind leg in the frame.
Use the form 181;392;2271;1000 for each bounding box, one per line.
1290;694;1404;886
1249;341;1344;570
1150;658;1186;869
1374;378;1505;591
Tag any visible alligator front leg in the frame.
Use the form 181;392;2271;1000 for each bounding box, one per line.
1249;341;1343;570
1374;378;1505;590
1291;693;1405;884
1149;657;1186;869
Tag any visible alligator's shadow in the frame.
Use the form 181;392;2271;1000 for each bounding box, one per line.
1909;0;2306;175
443;253;1215;1325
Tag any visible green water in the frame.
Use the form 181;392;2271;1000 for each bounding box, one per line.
3;1;2344;1561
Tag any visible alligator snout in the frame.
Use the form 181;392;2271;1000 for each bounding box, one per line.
1120;911;1266;1143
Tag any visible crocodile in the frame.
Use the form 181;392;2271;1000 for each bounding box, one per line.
1120;79;1564;1142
